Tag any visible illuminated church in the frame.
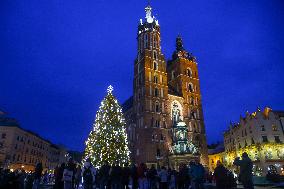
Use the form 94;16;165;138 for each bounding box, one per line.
122;4;208;167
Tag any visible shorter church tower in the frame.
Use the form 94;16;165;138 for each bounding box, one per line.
167;36;208;165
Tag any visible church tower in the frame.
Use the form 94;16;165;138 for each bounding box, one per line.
133;4;170;164
167;36;208;165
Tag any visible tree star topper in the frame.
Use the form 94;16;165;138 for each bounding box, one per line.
107;85;114;94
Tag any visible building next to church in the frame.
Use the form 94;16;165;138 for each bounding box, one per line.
122;4;208;167
208;107;284;176
0;113;68;172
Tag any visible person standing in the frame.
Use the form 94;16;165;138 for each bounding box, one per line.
213;161;229;189
122;164;131;189
99;161;110;189
82;159;96;189
189;162;205;189
63;162;74;189
110;163;122;189
147;164;157;189
233;152;254;189
137;163;148;189
158;166;168;189
54;163;65;189
130;163;138;189
74;164;82;189
32;162;43;189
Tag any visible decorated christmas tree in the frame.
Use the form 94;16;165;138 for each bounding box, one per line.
84;85;130;167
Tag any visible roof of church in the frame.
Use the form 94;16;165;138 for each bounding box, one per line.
122;96;133;112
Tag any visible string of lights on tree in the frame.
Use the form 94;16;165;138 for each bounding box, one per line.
84;85;130;167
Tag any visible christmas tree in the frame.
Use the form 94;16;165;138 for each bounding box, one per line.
84;85;130;167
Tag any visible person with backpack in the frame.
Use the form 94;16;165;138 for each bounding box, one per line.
82;158;96;189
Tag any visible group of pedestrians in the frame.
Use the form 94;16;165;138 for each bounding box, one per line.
73;160;209;189
0;152;254;189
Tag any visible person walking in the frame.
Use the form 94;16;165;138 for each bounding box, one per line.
233;152;254;189
213;161;229;189
82;159;96;189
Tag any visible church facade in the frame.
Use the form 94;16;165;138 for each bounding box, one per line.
122;4;208;167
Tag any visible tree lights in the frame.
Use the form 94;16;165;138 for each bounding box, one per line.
84;86;130;167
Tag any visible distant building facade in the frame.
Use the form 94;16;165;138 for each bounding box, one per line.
123;4;208;167
208;107;284;176
0;115;68;171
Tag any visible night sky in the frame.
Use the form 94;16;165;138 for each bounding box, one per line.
1;0;284;151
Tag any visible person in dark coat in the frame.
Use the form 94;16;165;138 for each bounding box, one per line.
147;164;157;189
54;163;65;189
33;162;43;189
130;163;138;189
99;161;110;189
213;161;229;189
233;152;254;189
110;163;122;189
122;164;131;189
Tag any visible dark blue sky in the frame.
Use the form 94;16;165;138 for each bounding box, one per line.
1;0;284;151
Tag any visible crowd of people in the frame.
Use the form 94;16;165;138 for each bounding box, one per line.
0;152;256;189
53;158;236;189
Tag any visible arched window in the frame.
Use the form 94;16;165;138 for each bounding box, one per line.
188;83;194;92
153;62;158;71
154;75;158;83
156;149;161;157
155;101;160;112
155;120;160;128
153;51;157;60
154;88;159;97
186;68;192;77
153;35;157;48
144;34;148;48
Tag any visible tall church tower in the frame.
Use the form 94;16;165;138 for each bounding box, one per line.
133;4;170;164
167;36;208;165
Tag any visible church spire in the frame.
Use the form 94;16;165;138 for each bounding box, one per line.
145;1;153;23
176;35;184;51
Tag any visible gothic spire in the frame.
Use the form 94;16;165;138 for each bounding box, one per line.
176;35;184;51
145;1;153;23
